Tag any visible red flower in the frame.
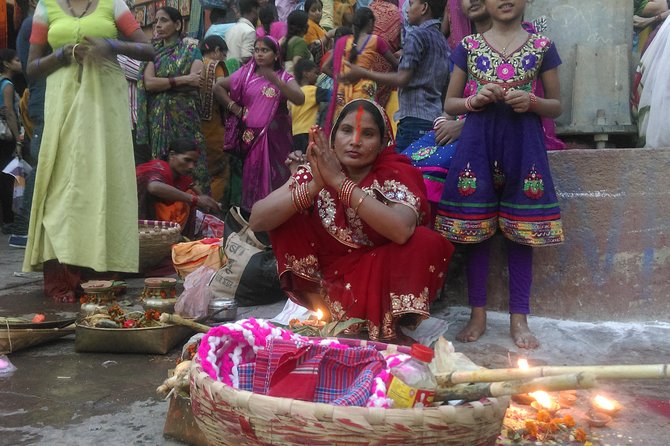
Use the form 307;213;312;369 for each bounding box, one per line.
123;319;137;328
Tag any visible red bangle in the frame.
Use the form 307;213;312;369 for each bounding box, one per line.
465;95;483;112
191;195;199;206
528;92;538;111
168;77;177;88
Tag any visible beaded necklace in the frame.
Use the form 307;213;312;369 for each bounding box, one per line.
66;0;94;18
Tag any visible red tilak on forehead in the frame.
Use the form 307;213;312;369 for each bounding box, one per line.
354;104;364;144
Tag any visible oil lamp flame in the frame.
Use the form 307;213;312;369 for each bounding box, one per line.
518;358;529;369
529;391;554;409
315;309;324;320
593;394;617;411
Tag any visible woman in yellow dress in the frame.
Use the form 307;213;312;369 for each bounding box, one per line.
25;0;154;301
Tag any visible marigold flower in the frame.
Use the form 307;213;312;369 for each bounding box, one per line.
563;414;576;428
536;409;551;422
574;427;588;443
525;420;539;438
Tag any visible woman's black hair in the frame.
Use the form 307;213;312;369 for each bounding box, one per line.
157;6;184;35
200;35;228;54
334;26;353;41
304;0;322;15
255;36;283;71
294;58;317;84
169;138;199;155
0;49;17;73
332;100;386;146
349;8;375;64
281;10;309;57
259;4;278;35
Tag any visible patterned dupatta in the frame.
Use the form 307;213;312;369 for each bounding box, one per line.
136;38;202;147
200;58;224;121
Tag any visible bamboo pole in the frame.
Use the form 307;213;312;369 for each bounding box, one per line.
160;313;211;333
436;372;597;402
436;364;670;387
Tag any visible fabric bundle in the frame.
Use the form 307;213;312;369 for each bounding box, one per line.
198;318;408;407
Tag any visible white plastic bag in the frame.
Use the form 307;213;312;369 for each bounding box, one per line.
174;265;217;319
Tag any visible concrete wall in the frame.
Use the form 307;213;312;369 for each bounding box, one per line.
526;0;636;136
443;148;670;321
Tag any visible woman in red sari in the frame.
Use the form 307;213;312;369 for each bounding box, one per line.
136;138;221;238
250;99;454;341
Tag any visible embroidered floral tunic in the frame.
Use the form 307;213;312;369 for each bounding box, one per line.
269;147;454;340
435;33;565;246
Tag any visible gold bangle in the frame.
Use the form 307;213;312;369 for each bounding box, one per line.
353;193;368;215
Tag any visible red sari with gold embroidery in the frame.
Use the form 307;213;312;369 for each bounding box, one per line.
270;147;454;340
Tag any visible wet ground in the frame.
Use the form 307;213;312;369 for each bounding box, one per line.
1;243;669;445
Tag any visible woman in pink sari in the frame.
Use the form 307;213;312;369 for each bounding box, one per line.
214;36;305;211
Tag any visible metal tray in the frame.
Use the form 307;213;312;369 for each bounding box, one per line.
74;324;193;355
4;318;78;330
1;326;75;354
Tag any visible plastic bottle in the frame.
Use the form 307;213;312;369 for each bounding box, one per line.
386;343;437;408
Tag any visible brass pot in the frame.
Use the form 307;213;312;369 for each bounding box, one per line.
80;280;116;317
142;297;177;314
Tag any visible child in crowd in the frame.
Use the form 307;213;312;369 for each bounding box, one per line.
436;0;564;349
257;3;288;42
282;10;313;74
337;0;450;151
289;58;331;153
304;0;335;61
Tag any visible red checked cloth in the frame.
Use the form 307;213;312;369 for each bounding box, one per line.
253;338;386;406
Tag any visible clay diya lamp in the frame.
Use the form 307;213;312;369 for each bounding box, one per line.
302;308;327;329
558;391;578;408
586;411;612;427
511;358;535;405
529;391;560;415
591;394;623;416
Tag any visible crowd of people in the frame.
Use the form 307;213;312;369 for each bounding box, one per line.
4;0;631;349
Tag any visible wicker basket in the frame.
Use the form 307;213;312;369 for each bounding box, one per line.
138;219;182;271
190;339;509;446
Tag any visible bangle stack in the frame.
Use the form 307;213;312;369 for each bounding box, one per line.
168;77;177;88
291;182;312;213
338;178;356;207
55;48;67;65
353;193;368;215
433;116;448;129
528;92;538;111
465;95;483;112
191;195;199;206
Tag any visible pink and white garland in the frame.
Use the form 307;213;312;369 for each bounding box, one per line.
366;353;411;408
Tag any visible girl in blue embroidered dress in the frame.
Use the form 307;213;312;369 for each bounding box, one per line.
436;0;563;349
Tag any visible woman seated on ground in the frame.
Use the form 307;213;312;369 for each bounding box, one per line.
136;138;222;239
249;99;455;342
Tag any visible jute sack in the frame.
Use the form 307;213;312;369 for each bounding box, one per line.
208;207;285;306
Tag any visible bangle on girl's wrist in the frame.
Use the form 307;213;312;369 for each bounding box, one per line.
168;77;177;88
528;92;538;111
190;195;199;206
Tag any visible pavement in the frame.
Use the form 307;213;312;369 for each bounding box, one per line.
1;240;669;445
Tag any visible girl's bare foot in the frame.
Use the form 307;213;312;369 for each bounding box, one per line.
456;307;487;342
510;313;539;349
